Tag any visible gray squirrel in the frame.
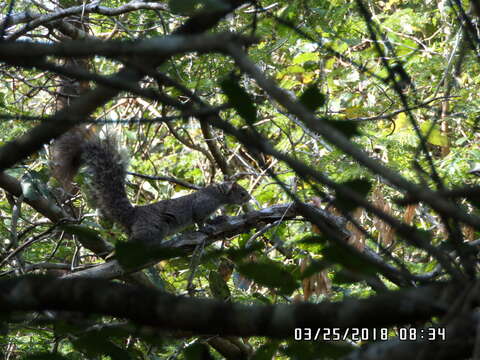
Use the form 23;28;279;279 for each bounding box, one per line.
51;128;251;245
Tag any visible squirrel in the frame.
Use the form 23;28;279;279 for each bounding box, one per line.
51;128;251;246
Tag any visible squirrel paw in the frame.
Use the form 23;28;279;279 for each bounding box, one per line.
205;215;229;226
199;224;217;235
104;250;116;260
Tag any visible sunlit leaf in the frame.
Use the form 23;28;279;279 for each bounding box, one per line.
238;260;298;295
293;52;319;64
420;122;448;146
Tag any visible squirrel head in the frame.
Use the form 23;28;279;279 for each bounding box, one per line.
220;182;251;205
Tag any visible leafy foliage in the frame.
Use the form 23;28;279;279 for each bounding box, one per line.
1;0;480;358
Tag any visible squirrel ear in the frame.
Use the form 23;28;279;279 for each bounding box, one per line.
223;181;235;193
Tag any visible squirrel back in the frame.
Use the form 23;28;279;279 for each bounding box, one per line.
131;182;250;243
51;129;251;246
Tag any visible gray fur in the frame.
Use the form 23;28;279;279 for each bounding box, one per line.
78;137;250;245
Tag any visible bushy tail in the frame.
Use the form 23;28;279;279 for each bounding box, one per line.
51;127;89;192
82;137;136;230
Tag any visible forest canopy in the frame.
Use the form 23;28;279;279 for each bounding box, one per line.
1;0;480;359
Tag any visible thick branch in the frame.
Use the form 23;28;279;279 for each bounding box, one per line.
226;44;480;231
0;172;65;222
0;33;255;59
63;203;417;287
0;173;113;255
63;203;346;279
3;1;169;41
0;0;248;172
0;276;452;337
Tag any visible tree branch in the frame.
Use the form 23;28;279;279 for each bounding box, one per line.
0;275;452;337
0;33;256;59
3;1;169;41
0;0;248;172
0;172;114;255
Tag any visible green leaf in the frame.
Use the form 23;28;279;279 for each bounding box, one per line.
116;241;186;269
73;335;132;360
22;354;68;360
394;112;409;130
208;271;231;301
295;235;327;254
415;229;432;244
251;341;280;360
205;242;264;262
298;259;329;279
60;225;106;251
184;343;213;360
168;0;198;15
466;195;480;209
424;260;438;273
251;291;272;304
324;118;361;139
293;52;319;65
283;341;353;360
20;180;38;200
285;65;305;74
299;84;325;112
20;171;45;201
420;122;448;146
332;270;360;284
202;0;230;11
334;178;372;212
220;78;257;124
237;260;298;295
322;245;379;276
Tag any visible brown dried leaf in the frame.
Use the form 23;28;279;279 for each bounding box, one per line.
347;207;365;250
403;204;417;225
463;225;476;242
372;187;394;246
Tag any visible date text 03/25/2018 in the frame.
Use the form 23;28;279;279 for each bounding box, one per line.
294;327;446;342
